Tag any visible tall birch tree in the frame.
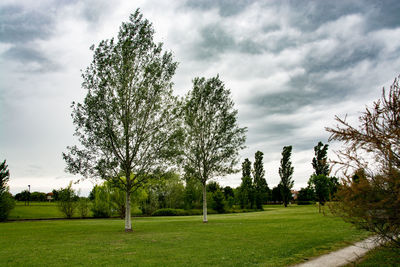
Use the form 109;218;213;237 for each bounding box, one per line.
63;10;181;232
182;75;246;222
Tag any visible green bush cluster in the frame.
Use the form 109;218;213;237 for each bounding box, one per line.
0;192;15;221
297;201;315;205
151;208;218;216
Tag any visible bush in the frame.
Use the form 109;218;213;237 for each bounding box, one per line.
211;190;226;213
77;198;91;218
91;185;112;218
0;160;14;221
30;192;47;202
0;192;15;221
58;182;78;218
152;208;187;216
297;201;315;205
151;208;218;216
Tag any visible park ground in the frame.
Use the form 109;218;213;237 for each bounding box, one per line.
1;205;379;266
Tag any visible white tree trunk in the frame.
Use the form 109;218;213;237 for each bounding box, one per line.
125;191;132;232
202;183;208;223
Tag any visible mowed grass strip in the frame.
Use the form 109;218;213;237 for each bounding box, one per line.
8;201;65;219
0;205;369;266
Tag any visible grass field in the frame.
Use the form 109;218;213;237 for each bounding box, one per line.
0;205;369;266
8;201;143;219
9;201;65;219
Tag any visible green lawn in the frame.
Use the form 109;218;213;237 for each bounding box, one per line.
9;201;65;219
9;201;142;219
347;246;400;266
1;205;369;266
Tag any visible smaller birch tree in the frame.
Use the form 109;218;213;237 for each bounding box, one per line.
182;75;246;222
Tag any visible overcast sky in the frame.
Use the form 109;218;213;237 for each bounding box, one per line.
1;0;400;195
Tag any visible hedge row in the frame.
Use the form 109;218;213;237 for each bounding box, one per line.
151;208;265;216
151;208;219;216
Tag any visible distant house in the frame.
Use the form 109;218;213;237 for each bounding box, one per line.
46;192;54;202
291;190;299;200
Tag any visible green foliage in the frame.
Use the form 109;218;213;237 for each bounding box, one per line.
30;192;47;202
152;208;186;216
88;188;95;201
77;198;91;218
0;160;10;195
211;189;226;213
0;192;15;221
63;9;181;231
182;75;247;222
309;174;330;212
312;142;330;176
183;177;202;209
279;146;294;207
238;159;255;209
242;158;251;178
297;200;315;205
109;185;126;218
253;151;269;209
297;187;315;202
139;172;185;215
328;176;340;198
271;185;283;203
206;181;220;193
91;185;112;218
223;186;234;199
223;186;235;208
0;160;14;221
58;182;78;218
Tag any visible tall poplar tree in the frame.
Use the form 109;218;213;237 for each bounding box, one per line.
312;142;330;176
182;75;247;222
63;10;181;232
279;146;294;207
253;151;269;209
238;158;254;209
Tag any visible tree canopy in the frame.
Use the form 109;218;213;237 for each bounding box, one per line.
312;142;329;176
182;75;246;222
63;9;181;231
327;74;400;248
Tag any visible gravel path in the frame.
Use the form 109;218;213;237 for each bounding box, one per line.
292;236;379;267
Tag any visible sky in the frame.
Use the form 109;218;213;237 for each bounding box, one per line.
1;0;400;196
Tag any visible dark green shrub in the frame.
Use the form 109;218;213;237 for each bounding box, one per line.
185;209;202;215
30;192;47;202
211;190;226;213
152;208;188;216
91;185;112;218
58;182;78;218
0;192;15;221
0;160;14;221
297;201;315;205
77;198;91;218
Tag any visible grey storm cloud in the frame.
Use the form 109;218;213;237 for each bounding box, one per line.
2;0;400;193
0;5;54;43
3;45;47;63
185;0;258;17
